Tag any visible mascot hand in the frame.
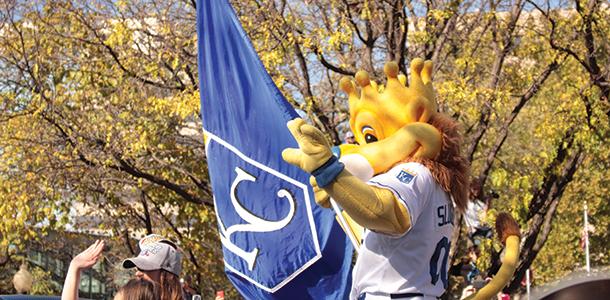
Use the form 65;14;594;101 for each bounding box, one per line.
309;176;331;208
282;118;333;173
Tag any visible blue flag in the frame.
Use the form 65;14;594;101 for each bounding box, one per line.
196;0;353;299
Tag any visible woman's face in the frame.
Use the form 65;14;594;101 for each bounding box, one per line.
135;268;161;283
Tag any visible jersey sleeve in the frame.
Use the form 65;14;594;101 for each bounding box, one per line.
367;162;433;230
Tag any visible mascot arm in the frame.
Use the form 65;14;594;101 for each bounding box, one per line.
283;118;411;235
466;236;519;300
323;169;411;235
466;213;521;300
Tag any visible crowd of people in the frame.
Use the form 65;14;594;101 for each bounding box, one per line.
61;234;194;300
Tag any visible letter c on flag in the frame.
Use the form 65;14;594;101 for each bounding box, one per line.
218;167;296;270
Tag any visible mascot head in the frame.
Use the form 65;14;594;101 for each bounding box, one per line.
342;59;436;145
338;58;469;211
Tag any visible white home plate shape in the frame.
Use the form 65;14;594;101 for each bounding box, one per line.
205;131;321;293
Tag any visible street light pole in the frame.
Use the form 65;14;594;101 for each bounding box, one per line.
584;202;590;274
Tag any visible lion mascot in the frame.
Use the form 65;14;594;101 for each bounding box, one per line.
283;59;520;300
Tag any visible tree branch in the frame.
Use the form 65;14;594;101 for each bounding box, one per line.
466;0;524;162
507;147;583;293
478;56;565;185
40;111;212;207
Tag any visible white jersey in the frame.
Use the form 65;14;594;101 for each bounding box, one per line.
464;199;486;232
350;162;454;299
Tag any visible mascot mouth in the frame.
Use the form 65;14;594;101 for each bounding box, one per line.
340;121;442;178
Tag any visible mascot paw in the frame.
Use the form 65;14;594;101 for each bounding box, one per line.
282;118;333;173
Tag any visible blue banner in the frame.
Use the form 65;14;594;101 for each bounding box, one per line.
196;0;353;299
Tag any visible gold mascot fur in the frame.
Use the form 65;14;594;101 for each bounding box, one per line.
283;59;520;300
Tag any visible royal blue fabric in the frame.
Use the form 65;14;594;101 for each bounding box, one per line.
197;0;353;299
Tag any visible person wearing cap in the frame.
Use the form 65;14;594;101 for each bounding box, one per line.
123;234;184;300
344;131;357;144
61;240;160;300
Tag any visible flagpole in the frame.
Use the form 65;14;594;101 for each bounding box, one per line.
526;269;530;300
584;201;590;274
330;199;361;253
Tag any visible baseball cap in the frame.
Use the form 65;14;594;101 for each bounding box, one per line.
122;234;183;276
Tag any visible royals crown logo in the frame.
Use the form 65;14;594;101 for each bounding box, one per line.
339;59;438;145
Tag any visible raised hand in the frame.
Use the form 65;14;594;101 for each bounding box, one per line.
62;240;105;300
282;118;333;173
70;240;105;271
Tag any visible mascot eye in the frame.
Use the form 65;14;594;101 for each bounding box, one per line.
364;133;378;144
361;126;378;144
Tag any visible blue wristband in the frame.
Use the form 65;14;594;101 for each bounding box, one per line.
312;155;345;188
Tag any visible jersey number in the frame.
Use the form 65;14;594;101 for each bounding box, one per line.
429;237;450;289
